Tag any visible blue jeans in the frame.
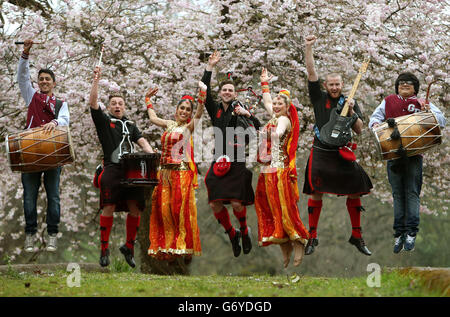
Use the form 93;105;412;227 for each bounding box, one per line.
21;167;61;235
387;156;422;237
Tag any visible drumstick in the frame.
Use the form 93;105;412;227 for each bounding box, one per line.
15;41;44;45
97;45;104;68
94;45;104;80
424;80;436;110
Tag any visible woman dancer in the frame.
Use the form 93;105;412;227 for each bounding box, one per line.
255;68;309;268
145;81;206;262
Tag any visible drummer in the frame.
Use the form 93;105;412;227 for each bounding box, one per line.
18;39;70;253
89;65;154;268
369;72;446;253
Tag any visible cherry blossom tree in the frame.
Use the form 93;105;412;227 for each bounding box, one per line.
0;0;447;270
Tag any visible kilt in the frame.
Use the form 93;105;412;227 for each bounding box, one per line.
204;161;255;206
303;145;373;196
99;163;145;211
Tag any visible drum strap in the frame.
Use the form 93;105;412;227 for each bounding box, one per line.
55;99;63;119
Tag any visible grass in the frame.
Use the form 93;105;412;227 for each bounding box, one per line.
0;269;446;297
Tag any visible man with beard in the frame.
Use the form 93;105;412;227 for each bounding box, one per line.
302;35;373;256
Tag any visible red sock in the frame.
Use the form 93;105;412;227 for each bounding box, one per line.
233;206;248;235
347;198;362;239
307;199;322;239
214;207;236;239
100;215;114;251
126;214;141;249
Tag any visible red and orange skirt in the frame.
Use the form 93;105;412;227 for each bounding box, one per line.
255;168;309;247
148;168;201;258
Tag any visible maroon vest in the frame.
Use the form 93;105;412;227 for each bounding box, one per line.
26;92;62;129
384;94;421;119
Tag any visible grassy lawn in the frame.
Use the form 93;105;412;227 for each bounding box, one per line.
0;269;445;297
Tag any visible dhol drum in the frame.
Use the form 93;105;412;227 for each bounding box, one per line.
120;152;160;187
371;111;442;161
6;126;75;173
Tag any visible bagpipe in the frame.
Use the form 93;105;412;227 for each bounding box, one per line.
228;72;262;134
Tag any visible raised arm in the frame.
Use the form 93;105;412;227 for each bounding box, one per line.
202;51;220;118
145;87;171;129
304;35;318;82
186;81;207;132
17;39;36;106
89;66;101;110
260;67;273;116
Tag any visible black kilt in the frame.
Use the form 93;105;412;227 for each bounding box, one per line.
99;163;145;211
204;161;255;206
303;145;373;196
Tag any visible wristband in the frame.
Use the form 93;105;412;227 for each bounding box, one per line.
145;97;154;109
198;90;207;104
261;81;270;94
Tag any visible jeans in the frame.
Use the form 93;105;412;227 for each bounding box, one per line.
387;155;422;236
22;167;61;235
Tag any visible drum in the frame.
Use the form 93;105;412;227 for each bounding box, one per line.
6;126;75;173
120;152;160;187
371;111;442;160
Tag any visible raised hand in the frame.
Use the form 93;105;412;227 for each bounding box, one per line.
23;39;33;54
145;87;158;99
304;35;317;46
208;50;221;68
93;66;101;81
260;67;273;83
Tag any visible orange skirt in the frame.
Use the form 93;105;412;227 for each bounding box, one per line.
148;169;201;258
255;168;309;247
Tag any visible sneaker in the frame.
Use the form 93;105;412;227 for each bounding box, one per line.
24;234;36;253
348;235;372;256
119;244;136;268
46;234;58;252
241;227;252;255
404;234;416;251
229;229;242;257
304;238;319;255
393;234;405;254
99;249;110;267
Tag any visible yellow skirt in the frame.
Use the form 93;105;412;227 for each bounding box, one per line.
255;168;309;247
148;169;201;258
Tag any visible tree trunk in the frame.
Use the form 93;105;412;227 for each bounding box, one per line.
137;186;190;275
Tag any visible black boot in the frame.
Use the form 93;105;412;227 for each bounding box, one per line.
99;248;110;267
241;227;252;255
304;238;318;255
119;244;136;268
349;235;372;256
228;229;241;257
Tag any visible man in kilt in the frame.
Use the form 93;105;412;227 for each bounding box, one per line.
201;51;261;257
302;35;373;256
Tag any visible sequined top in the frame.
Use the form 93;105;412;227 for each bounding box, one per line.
259;116;291;170
160;120;190;171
